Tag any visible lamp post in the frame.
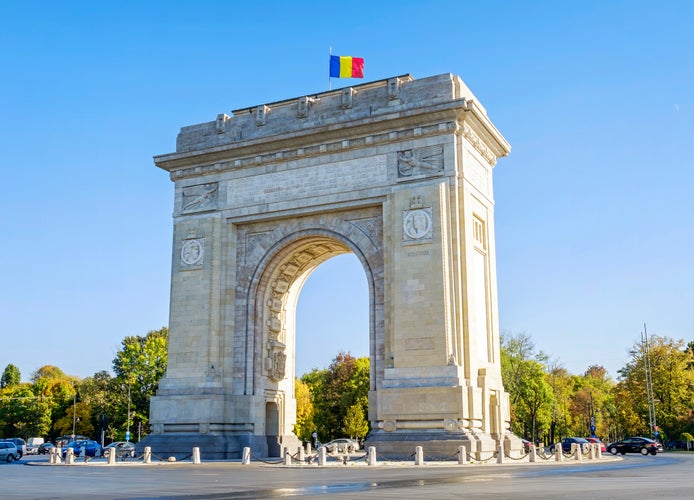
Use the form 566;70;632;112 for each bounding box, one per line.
71;393;77;439
126;385;131;442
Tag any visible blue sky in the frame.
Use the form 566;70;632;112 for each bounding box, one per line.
2;1;692;381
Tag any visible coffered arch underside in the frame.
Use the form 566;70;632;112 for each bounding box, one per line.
232;206;385;398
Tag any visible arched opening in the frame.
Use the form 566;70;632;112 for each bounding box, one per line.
295;253;369;377
249;230;377;456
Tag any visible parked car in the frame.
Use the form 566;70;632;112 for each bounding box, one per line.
38;443;55;455
62;440;102;458
667;439;692;450
549;437;590;453
607;437;663;456
103;441;135;459
320;438;360;453
0;438;26;458
0;441;20;462
585;437;607;453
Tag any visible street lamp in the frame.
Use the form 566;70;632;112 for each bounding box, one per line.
72;393;77;439
126;385;131;442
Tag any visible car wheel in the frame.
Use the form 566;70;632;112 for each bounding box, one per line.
620;451;626;455
609;447;618;455
640;447;649;456
650;448;657;456
6;454;14;463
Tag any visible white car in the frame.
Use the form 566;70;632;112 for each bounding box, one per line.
321;438;360;453
0;441;19;462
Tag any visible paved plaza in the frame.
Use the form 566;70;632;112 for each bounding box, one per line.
4;452;694;499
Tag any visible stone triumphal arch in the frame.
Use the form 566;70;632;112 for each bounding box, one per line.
145;73;517;459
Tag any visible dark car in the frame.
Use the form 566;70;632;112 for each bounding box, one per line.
103;441;135;459
62;440;102;458
607;437;662;456
38;443;55;455
549;437;590;453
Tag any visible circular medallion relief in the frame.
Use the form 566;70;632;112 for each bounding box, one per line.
403;209;432;240
181;239;203;266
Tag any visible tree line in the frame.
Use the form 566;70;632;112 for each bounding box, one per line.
3;326;694;449
502;331;694;446
0;328;167;442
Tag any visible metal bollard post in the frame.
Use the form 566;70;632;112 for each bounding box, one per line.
367;446;377;466
284;448;292;466
496;443;504;464
144;446;152;464
192;447;201;464
318;446;326;466
458;445;468;465
242;447;251;465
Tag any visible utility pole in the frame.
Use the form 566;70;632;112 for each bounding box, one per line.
642;324;658;440
126;385;131;442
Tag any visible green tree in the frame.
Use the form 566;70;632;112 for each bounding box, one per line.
301;352;370;442
616;335;694;441
112;327;168;438
1;364;21;388
293;378;315;442
343;399;369;440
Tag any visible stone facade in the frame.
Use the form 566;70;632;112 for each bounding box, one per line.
144;73;518;459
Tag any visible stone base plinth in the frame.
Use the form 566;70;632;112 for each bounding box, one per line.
365;429;502;461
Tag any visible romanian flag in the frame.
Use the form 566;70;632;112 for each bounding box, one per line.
329;55;364;78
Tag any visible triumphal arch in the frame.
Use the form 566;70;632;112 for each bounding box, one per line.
146;73;516;459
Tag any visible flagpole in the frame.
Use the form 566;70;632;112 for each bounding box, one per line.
329;45;332;90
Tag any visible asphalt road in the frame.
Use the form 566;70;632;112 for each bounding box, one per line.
3;452;693;499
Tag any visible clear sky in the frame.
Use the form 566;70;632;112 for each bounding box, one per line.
2;1;692;382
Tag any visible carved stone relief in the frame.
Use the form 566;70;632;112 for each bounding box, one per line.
397;145;444;178
402;208;433;243
182;183;218;213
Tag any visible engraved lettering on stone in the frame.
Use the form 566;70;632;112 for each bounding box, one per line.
406;337;435;350
182;183;218;213
403;208;433;242
397;145;443;177
181;239;204;266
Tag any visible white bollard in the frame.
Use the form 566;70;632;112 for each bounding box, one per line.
144;446;152;464
49;447;56;464
242;447;251;465
587;443;595;460
66;447;75;465
574;443;583;462
529;444;537;463
555;443;563;462
284;448;292;465
497;443;505;464
596;442;602;459
108;447;116;465
458;445;468;465
297;445;305;462
192;447;201;464
415;446;424;466
367;446;377;466
305;443;312;455
54;447;62;464
318;446;326;466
